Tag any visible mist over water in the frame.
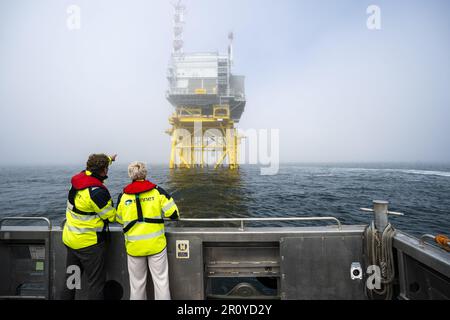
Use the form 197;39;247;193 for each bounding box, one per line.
1;163;449;237
1;1;450;165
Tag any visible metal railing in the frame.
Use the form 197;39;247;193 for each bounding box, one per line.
0;217;52;230
177;217;342;231
0;216;342;232
167;88;245;98
59;216;341;232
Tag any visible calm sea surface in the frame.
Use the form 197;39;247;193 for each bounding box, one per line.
0;163;449;237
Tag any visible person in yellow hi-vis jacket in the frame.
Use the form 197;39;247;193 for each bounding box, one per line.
116;161;179;300
62;153;117;300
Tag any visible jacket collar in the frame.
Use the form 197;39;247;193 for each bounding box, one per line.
71;171;106;190
123;180;156;194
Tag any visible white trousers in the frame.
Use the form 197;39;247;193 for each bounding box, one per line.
127;248;171;300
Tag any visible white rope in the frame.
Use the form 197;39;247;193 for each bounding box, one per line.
364;221;396;300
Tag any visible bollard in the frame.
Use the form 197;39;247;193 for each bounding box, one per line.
373;200;389;232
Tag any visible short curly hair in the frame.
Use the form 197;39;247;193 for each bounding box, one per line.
86;154;110;173
128;161;147;181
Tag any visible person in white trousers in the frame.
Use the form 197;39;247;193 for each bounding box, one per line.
127;248;171;300
116;161;180;300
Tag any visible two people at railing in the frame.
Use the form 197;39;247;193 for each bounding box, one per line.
61;154;179;300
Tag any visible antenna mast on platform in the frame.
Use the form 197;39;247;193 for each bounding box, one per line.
172;0;186;55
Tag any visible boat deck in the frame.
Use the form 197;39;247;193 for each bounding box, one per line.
0;217;448;300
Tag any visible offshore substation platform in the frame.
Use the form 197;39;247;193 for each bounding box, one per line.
166;1;246;169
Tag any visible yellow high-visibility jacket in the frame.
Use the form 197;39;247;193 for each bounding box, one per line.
116;180;179;257
62;171;116;249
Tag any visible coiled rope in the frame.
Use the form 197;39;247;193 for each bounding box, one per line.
364;221;396;300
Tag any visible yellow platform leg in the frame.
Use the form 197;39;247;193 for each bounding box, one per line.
167;105;240;170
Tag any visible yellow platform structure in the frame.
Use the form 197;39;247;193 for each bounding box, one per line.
166;5;245;170
166;105;240;169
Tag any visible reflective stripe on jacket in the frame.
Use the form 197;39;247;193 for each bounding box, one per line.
116;180;179;256
62;171;116;249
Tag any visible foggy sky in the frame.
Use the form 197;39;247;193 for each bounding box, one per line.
1;0;449;165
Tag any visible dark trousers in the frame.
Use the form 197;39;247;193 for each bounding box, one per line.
61;242;106;300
